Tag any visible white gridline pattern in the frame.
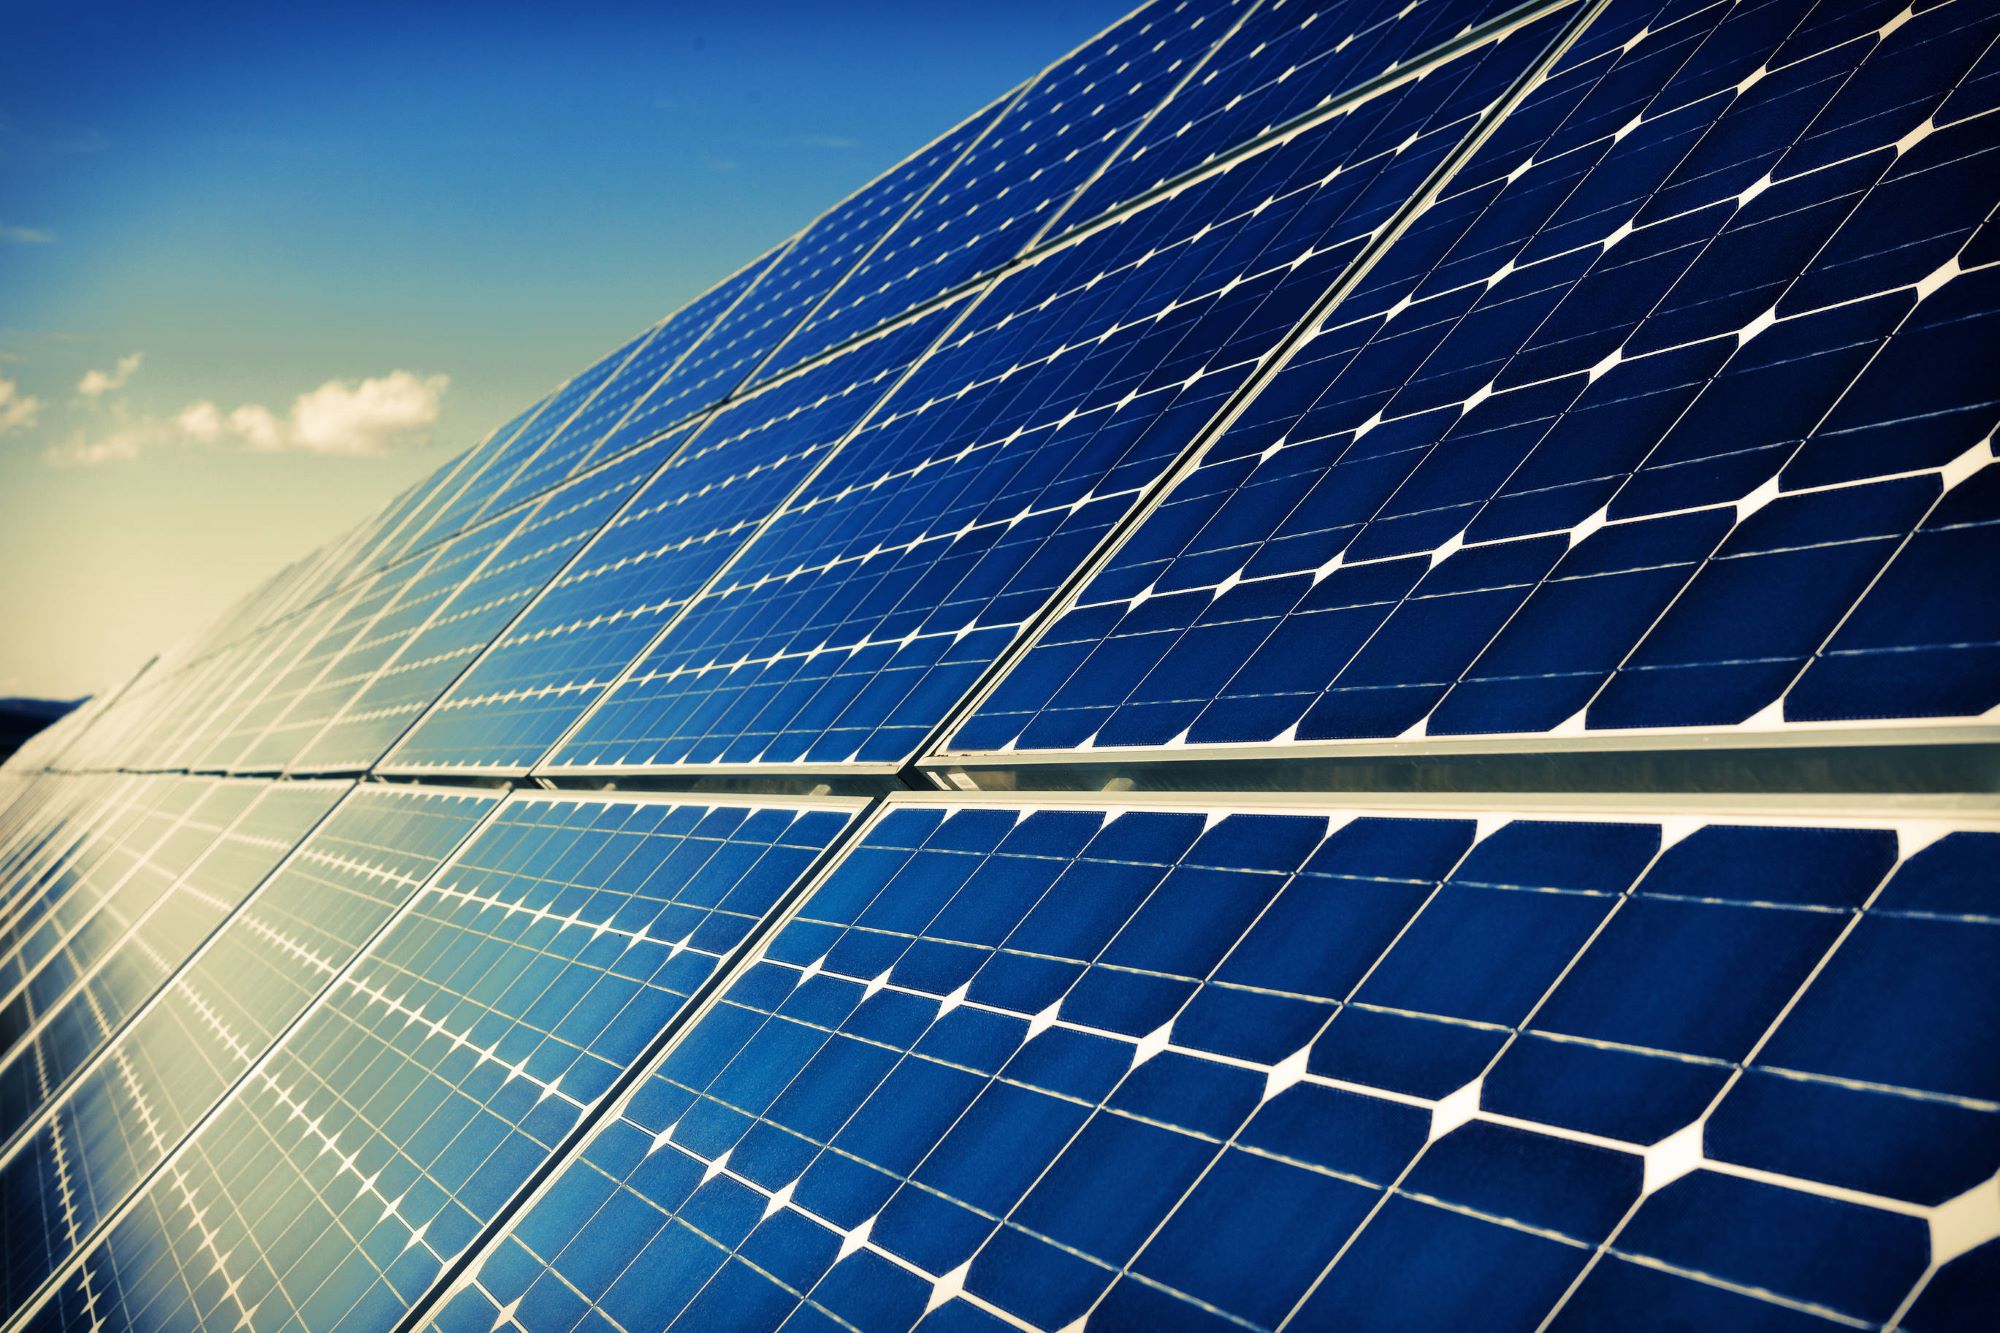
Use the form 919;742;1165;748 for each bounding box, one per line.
432;800;1999;1333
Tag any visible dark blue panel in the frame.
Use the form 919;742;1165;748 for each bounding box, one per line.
1613;1172;1931;1324
422;802;1983;1333
1074;0;1530;221
959;0;2000;755
386;310;957;773
511;249;783;484
775;0;1248;367
556;13;1565;770
714;100;1011;392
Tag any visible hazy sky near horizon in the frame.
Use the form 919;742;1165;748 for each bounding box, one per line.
0;0;1134;700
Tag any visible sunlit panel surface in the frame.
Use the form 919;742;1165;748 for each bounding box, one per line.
428;797;1999;1333
2;0;1994;1327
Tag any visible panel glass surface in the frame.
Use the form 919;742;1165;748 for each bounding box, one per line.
17;794;856;1330
288;435;677;775
1073;0;1533;221
0;782;348;1147
773;0;1247;370
428;798;1996;1333
954;0;2000;756
0;786;494;1314
475;252;784;517
385;309;961;774
551;12;1564;772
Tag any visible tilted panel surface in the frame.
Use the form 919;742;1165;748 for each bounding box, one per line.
13;794;857;1331
248;521;528;775
551;9;1567;772
427;798;1997;1333
1072;0;1533;220
719;102;1009;394
0;787;495;1314
771;0;1246;370
952;0;2000;758
288;435;677;775
385;310;961;775
0;780;248;1056
0;782;349;1148
467;252;782;519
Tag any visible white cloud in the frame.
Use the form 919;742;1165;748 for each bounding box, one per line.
286;371;447;454
46;369;449;466
0;376;40;434
0;225;54;245
77;351;143;398
174;401;223;441
50;429;145;466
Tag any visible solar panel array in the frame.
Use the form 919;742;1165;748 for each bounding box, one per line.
2;0;1994;1328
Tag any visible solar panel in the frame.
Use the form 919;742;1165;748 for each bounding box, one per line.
0;782;349;1148
946;0;2000;760
172;592;376;773
1071;0;1534;222
724;101;1013;392
3;0;1994;1328
451;257;786;528
0;780;248;1049
767;0;1250;371
284;433;684;775
0;785;495;1309
547;6;1572;773
15;793;861;1330
382;307;965;775
420;795;1999;1333
239;518;549;775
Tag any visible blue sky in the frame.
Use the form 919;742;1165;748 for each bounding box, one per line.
0;0;1133;698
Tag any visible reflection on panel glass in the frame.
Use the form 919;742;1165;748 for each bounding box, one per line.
431;799;1997;1333
24;794;855;1331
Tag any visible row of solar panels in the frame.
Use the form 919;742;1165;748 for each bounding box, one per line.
33;0;1997;790
1;0;1994;1326
0;775;1993;1331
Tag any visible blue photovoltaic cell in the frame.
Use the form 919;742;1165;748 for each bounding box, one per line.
482;251;785;507
17;794;856;1331
0;786;495;1312
548;12;1563;772
0;782;348;1148
1070;0;1528;222
286;433;677;774
772;0;1247;371
426;800;1995;1333
247;515;536;774
955;0;2000;755
729;102;1010;393
384;308;961;774
389;403;556;564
